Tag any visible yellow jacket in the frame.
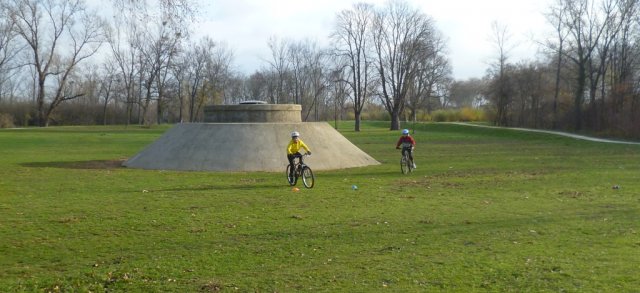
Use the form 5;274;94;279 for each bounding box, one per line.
287;139;311;155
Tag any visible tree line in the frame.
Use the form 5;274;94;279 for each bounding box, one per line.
0;0;639;139
487;0;640;139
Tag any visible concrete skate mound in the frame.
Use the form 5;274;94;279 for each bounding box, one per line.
123;122;380;172
204;104;301;123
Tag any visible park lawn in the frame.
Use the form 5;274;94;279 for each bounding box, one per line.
0;122;638;292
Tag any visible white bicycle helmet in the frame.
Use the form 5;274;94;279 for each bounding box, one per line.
291;131;300;138
402;129;409;135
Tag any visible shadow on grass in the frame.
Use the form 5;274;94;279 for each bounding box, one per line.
21;159;126;169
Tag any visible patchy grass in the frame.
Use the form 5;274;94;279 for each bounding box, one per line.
0;122;639;292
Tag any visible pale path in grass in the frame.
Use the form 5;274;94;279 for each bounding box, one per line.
450;122;640;145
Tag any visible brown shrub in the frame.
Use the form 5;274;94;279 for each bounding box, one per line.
0;113;15;128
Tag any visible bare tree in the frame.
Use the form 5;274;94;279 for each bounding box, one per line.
303;47;329;121
331;3;375;131
481;0;640;137
581;0;625;130
511;62;546;128
561;0;612;130
110;0;198;37
328;66;352;129
286;39;329;121
246;71;270;102
108;0;195;125
608;0;639;125
9;0;105;126
288;40;307;105
266;36;291;104
178;37;233;121
98;61;121;125
223;75;249;104
107;15;141;125
449;79;487;109
130;21;181;125
202;41;233;106
0;3;21;102
183;38;210;121
488;21;514;126
405;33;451;120
170;53;187;122
371;0;439;130
545;0;572;128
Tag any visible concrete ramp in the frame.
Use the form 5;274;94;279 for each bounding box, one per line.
123;122;380;172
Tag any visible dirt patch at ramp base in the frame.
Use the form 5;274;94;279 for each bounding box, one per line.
123;122;380;172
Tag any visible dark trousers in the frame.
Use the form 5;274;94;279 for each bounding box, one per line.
288;153;302;175
402;147;414;162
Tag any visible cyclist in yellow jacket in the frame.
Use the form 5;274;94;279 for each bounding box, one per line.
287;131;311;178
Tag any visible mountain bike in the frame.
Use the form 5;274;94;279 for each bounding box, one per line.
286;154;315;188
400;146;415;174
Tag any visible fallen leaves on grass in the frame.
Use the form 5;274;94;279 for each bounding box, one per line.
201;281;227;292
558;190;583;198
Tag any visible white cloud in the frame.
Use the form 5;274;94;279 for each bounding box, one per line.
181;0;553;79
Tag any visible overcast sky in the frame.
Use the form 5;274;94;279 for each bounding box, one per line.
193;0;554;80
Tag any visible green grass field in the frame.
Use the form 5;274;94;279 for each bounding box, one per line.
1;122;639;292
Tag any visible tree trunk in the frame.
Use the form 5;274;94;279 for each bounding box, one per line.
103;97;109;125
36;77;46;127
390;109;400;130
574;63;586;131
553;53;562;129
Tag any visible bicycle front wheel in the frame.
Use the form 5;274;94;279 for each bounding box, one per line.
286;164;296;186
400;156;410;174
301;166;315;188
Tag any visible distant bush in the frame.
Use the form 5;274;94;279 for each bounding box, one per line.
415;112;431;122
363;110;390;121
0;113;15;128
432;109;459;122
343;107;488;123
431;108;487;122
0;102;34;126
459;107;486;121
483;107;497;124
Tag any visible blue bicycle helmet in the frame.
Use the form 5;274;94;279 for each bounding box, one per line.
402;129;409;135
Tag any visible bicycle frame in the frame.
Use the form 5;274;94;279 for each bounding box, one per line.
292;153;307;174
400;147;414;174
287;154;314;188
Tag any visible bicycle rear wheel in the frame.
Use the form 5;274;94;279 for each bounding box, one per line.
286;164;296;185
301;166;315;188
400;156;410;174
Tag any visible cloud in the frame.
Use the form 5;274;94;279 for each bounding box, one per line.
194;0;551;79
